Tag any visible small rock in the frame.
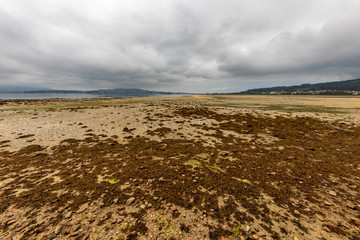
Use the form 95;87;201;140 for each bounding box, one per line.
70;231;79;237
220;151;229;156
82;225;90;231
126;197;136;206
329;190;337;196
153;196;159;200
55;225;62;235
324;201;333;206
303;207;311;212
245;225;251;232
278;146;285;150
77;203;89;213
346;202;356;209
65;212;72;219
280;204;289;209
48;233;57;240
140;204;146;209
252;234;259;239
113;198;119;204
99;201;105;207
171;207;178;212
6;219;16;225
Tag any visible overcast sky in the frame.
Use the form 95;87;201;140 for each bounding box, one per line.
1;0;359;92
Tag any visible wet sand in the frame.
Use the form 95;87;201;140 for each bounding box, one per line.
0;96;359;240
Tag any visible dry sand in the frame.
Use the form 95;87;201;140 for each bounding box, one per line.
0;95;359;240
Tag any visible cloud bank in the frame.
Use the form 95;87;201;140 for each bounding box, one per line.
1;0;359;92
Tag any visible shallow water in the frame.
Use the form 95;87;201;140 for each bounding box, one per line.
0;92;187;100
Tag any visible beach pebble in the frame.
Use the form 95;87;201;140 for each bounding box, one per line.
329;190;337;196
77;203;89;213
47;233;57;240
6;219;16;225
82;225;90;231
220;151;229;156
252;234;259;239
346;202;356;209
55;225;62;235
65;211;72;219
126;197;136;206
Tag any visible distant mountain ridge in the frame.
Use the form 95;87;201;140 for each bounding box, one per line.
0;87;182;95
0;86;51;92
239;78;360;95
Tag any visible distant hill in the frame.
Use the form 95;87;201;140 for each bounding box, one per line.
239;78;360;95
0;87;181;95
0;86;51;92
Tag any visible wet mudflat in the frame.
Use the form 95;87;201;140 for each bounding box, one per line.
0;97;359;240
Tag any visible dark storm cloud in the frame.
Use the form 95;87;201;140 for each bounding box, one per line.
0;0;359;92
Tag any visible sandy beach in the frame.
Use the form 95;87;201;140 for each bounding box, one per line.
0;95;359;240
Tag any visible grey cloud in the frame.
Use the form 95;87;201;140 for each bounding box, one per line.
0;0;359;92
218;2;360;80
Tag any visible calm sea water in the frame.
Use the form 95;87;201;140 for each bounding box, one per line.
0;93;188;100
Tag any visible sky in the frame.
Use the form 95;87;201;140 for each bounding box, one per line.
0;0;360;93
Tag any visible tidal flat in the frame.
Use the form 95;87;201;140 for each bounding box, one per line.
0;95;359;240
